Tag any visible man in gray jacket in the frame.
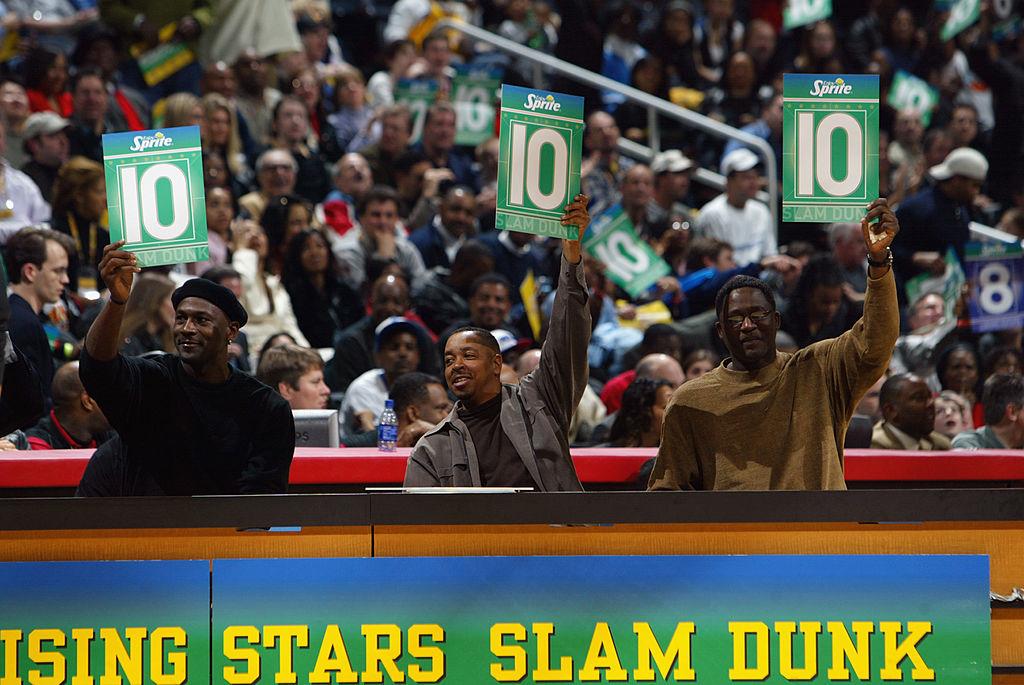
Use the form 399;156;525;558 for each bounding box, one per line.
403;195;592;490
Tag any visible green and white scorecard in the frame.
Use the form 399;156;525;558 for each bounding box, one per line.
102;126;208;267
453;65;501;146
393;78;437;144
496;84;584;240
782;0;832;30
782;74;879;223
583;204;670;297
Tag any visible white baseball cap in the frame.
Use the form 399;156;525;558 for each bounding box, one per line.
929;147;988;182
720;148;760;177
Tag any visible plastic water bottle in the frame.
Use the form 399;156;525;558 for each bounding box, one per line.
378;399;398;452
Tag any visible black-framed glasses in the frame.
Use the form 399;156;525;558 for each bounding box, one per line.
725;310;772;328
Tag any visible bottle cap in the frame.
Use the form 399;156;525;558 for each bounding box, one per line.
384;398;394;408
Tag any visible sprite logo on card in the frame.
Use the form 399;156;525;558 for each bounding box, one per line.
496;84;584;240
783;74;879;223
103;126;208;268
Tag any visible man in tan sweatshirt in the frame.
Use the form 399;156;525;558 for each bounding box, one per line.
649;198;900;490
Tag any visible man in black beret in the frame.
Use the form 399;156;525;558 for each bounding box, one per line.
77;240;294;496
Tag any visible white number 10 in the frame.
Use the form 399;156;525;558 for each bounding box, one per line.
796;111;863;197
119;163;191;242
508;121;568;211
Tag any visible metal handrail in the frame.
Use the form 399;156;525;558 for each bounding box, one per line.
969;221;1023;246
438;19;779;236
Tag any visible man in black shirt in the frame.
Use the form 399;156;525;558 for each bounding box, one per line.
78;241;294;495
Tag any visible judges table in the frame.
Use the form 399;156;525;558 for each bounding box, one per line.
3;447;1024;495
0;489;1023;680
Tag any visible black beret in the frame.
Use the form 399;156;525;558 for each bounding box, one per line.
171;278;248;326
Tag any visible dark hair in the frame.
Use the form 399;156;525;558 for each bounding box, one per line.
4;227;67;284
878;372;915;412
791;253;844;309
384;39;415;62
981;373;1024;426
22;46;63;91
358;185;401;215
69;65;104;94
982;345;1024;381
271;94;307;124
447;326;500;355
260;193;311;262
935;342;981;396
389;371;443;417
682;348;718;374
469;272;513;299
201;265;242;285
423;100;456;129
394;148;432;175
715;275;776;320
608;377;673;447
685;236;729;273
641;323;682;357
282;228;337;282
257;331;298;365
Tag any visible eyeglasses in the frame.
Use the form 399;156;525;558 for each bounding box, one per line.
725;310;772;328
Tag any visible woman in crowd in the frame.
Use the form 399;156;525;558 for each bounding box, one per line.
50;156;109;292
200;93;251;194
791;20;843;75
23;46;70;115
982;346;1024;383
231;218;310;353
261;193;313;276
268;95;332;204
283;65;342;162
187;186;235;276
366;39;417;108
607;377;674;448
118;272;176;356
162;92;203;128
328;64;374;154
936;342;983;427
282;228;364;349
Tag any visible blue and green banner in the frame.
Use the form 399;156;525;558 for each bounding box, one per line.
102;126;209;267
0;561;209;684
497;84;584;240
783;74;879;223
1;555;990;684
212;555;988;684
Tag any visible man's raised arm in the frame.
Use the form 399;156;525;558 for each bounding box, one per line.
85;240;140;361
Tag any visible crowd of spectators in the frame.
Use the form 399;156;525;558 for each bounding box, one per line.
1;0;1023;485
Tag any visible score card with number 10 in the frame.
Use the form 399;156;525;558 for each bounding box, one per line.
783;74;879;223
103;125;208;268
496;84;584;240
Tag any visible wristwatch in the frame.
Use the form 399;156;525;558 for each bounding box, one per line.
867;247;893;269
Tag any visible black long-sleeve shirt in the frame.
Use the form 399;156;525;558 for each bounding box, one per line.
79;350;294;495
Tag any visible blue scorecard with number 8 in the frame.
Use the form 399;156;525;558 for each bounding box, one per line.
782;74;879;223
965;242;1024;333
102;125;209;268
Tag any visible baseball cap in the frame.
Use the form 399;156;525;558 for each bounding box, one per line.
651;149;695;175
720;148;760;177
374;316;430;355
21;112;70;141
929;147;988;182
490;329;532;355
